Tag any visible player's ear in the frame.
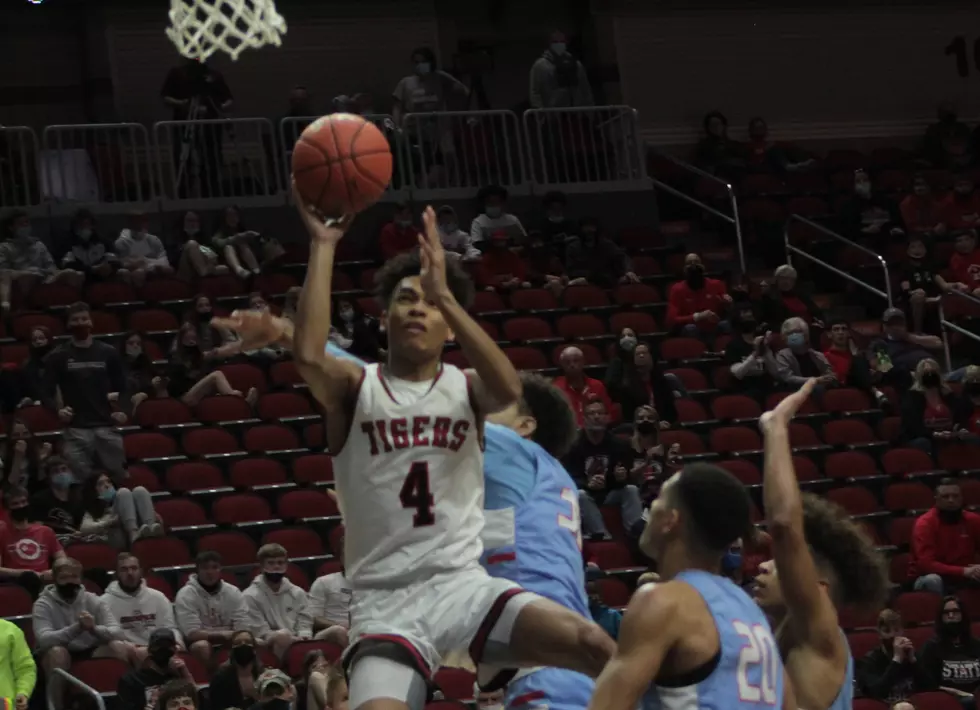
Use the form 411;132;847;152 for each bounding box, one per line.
514;414;536;440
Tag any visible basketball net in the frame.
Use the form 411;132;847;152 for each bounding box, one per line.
166;0;287;62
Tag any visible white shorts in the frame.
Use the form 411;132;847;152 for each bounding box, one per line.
345;564;537;676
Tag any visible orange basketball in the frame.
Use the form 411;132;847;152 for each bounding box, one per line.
291;113;393;216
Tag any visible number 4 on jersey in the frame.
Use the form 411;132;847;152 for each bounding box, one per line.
400;462;435;527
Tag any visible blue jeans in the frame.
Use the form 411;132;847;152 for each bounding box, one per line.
579;485;643;537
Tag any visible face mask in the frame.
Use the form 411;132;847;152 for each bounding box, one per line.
440;222;458;234
396;219;412;228
485;206;502;219
939;508;963;524
940;620;964;639
550;42;566;54
786;333;806;349
52;471;75;489
185;225;199;236
197;308;212;319
8;506;29;522
70;324;91;341
150;648;175;667
32;342;51;356
264;571;285;584
922;371;941;388
855;183;871;197
77;229;92;241
956;186;973;196
339;309;355;322
415;62;431;75
14;227;31;241
231;644;256;666
581;230;597;242
635;420;657;436
685;266;705;287
721;551;743;574
620;335;637;351
548;214;564;223
57;582;80;601
737;318;757;334
584;423;606;435
99;487;116;503
908;248;925;260
126;345;142;357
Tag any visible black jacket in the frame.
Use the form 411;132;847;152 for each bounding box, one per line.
857;644;931;703
117;665;181;710
209;661;262;710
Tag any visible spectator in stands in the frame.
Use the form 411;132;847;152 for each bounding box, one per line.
15;325;55;408
900;358;959;454
665;253;730;337
585;568;622;640
0;210;82;315
244;543;313;658
328;298;380;361
920;595;980;702
294;650;336;710
624;405;681;504
308;540;351;647
943;175;980;232
554;346;615;427
0;486;64;594
392;46;469;124
923;101;974;169
744;117;815;174
470;185;526;247
823;319;886;406
909;479;980;596
857;609;929;704
536;191;578;254
115;212;173;287
868;308;944;393
613;342;681;425
379;202;421;261
117;628;193;710
33;557;127;694
175;550;250;667
956;366;980;441
901;236;945;334
760;265;824;333
0;616;35;710
122;332;165;414
30;457;83;544
156;679;201;710
252;668;296;710
172;210;227;281
947;229;980;296
694;111;745;179
564;217;637;288
168;322;258;407
839;169;904;246
280;85;314;149
212;206;282;279
436;205;479;261
562;398;642;540
767;317;836;390
161;57;233;120
475;231;530;292
900;174;948;236
524;229;567;296
43;302;128;482
183;294;237;355
209;629;264;710
1;418;51;493
60;209;119;281
724;304;772;397
529;30;593;109
81;473;160;547
103;552;180;666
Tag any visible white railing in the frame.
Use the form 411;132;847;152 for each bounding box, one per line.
939;289;980;371
48;668;108;710
0;126;42;212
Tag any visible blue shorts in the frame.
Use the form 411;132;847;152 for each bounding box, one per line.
506;667;594;710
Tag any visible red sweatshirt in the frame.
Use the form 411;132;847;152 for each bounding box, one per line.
908;507;980;579
553;375;616;427
949;248;980;287
666;278;729;331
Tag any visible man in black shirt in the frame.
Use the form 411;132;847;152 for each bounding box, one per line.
723;303;772;397
117;628;193;710
857;609;929;703
562;398;642;540
43;302;128;482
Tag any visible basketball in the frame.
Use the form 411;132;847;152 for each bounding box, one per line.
291;113;393;216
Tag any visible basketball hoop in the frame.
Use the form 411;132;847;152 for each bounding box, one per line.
166;0;287;62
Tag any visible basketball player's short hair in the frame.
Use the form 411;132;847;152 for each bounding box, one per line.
156;679;199;710
801;492;889;612
669;463;752;553
374;249;475;310
195;550;222;567
257;543;288;562
518;373;577;459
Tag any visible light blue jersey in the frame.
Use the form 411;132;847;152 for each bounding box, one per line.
643;570;784;710
828;632;854;710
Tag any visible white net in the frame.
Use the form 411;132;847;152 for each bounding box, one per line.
166;0;287;62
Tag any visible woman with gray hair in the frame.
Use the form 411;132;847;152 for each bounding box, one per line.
766;317;836;388
761;264;825;333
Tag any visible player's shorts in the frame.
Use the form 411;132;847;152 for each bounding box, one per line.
344;564;539;677
506;667;594;710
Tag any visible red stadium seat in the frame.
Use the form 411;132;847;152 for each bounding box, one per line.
16;405;62;433
124;464;161;492
907;692;961;710
822;419;877;446
846;631;880;660
166;461;225;491
229;458;288;487
270;361;303;386
140;279;192;302
823;451;877;480
609;311;658;335
709;427;762;455
123;432;177;460
253;272;298;295
134;398;194;427
196;395;254;423
0;343;27;365
501;346;548;370
65;542;118;570
555;314;605;339
477;320;499;340
502;317;554;341
765;391;819;415
661;430;705;455
443;350;469;368
583;541;635;570
894;591;942;626
883;482;933;513
85;280;137;306
183;427;240;456
879;415;902;444
938;443;980;472
305;423;325;448
433;668;476;701
882;448;936;477
154;499;210;528
509;288;559;312
596;577;631;606
257;392;314;420
144;573;175;600
278;490;338;519
822;387;872;413
0;585;33;616
263;528;325;558
283;641;344;678
212;494;272;524
660;338;706;361
675;399;708;423
90;310;123;335
629;255;661;276
825;486;879;516
888;517;916;547
788;422;822;449
562;285;610;309
244;424;301;452
197;531;258;565
710;395;762;420
471;291;507;314
128;308;180;332
11;312;63;339
791;455;821;482
959;479;980;506
219;363;268;393
666;368;708;391
717;460;762;486
68;658;129;694
612;283;661;306
292;454;334;484
890;553;910;584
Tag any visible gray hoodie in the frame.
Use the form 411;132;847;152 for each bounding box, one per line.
102;580;183;647
174;574;249;638
243;575;313;640
33;585;122;652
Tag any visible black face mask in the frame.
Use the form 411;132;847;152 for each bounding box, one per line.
581;230;597;244
31;343;51;358
686;266;705;288
8;506;29;523
150;648;175;668
940;620;965;640
737;318;757;334
264;572;285;584
197;309;212;321
922;372;942;388
939;508;964;524
57;582;80;601
231;644;256;666
635;420;658;436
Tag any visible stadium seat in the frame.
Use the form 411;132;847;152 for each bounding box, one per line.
502;316;554;341
133;398;194;427
85;280;137;306
0;585;33;617
154;499;210;528
660;338;706;361
675;399;709;423
666;368;708;391
938;443;980;472
263;527;325;558
907;692;961;710
270;361;303;386
477;320;499;340
792;455;822;482
196;395;254;423
471;291;507;314
822;419;877;446
710;395;762;421
612;283;661;306
509;288;559;312
212;494;273;524
583;541;634;570
887;517;916;547
825;486;879;516
556;314;606;339
890;552;910;584
823;451;877;480
562;285;609;309
144;573;175;600
717;459;761;486
140;279;192;302
90;310;123;335
304;423;325;448
788;422;822;449
219;363;268;393
660;430;705;455
596;577;631;606
443;350;469;368
883;482;933;513
253;272;298;295
244;424;301;452
183;427;240;456
123;432;177;460
958;479;980;507
65;542;117;571
166;461;225;492
433;668;477;701
12;312;63;339
882;448;936;477
766;391;819;415
283;640;344;678
709;426;762;454
128;308;180;332
230;458;289;487
129;539;192;571
177;651;210;684
278;489;338;519
68;658;129;694
292;454;334;484
852;696;887;710
257;392;315;419
197;531;258;565
501;346;548;370
16;405;62;433
609;311;658;335
821;387;872;413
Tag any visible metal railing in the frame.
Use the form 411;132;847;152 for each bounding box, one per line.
153;117;282;210
939;289;980;371
784;214;893;307
648;150;745;274
523;106;647;193
401;110;527;199
41;123;156;216
0;126;41;210
48;668;107;710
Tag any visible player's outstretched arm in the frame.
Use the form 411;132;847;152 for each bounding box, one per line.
759;379;840;657
781;669;797;710
588;583;682;710
419;206;521;414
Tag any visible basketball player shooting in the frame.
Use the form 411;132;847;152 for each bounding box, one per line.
754;379;888;710
587;462;796;710
283;188;613;710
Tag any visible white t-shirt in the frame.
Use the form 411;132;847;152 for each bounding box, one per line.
469;213;525;244
308;571;353;627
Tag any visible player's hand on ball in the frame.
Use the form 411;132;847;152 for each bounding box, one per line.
759;378;817;434
212;310;288;350
291;178;353;244
419;206;451;303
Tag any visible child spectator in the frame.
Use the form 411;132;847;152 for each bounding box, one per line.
156;679;201;710
535;191;578;254
208;629;264;710
563;217;637;288
183;293;236;354
0;487;64;593
1;419;51;493
103;552;182;664
328;298;380;361
947;229;980;296
379;202;421;260
115;212;173;287
243;544;313;659
80;472;160;547
30;457;83;544
175;551;250;667
121;332;165;414
475;232;529;292
0;210;83;314
900;174;948;236
470;185;525;247
940;173;980;231
435;205;479;261
665;253;730;336
16;326;55;408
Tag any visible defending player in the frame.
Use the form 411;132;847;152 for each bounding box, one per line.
754;379;888;710
587;462;796;710
284;190;613;710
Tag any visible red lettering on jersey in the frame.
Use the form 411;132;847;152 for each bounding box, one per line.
375;420;394;453
449;420;470;451
412;416;431;447
390;418;410;449
432;417;452;448
360;422;380;455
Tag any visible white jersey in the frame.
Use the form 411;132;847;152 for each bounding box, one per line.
332;362;485;588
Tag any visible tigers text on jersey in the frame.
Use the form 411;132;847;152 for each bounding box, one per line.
332;362;486;588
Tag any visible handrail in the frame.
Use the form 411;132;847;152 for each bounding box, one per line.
784;215;893;307
48;668;107;710
938;290;980;371
648;149;745;274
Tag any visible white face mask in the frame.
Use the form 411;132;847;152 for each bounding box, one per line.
185;224;199;236
340;309;355;321
77;228;92;241
14;226;31;241
855;183;871;197
551;42;567;55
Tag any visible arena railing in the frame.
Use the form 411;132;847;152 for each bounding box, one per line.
523;106;648;195
41;123;156;218
648;150;745;274
401;110;528;200
152;117;283;211
48;668;107;710
0;126;43;214
784;214;893;308
938;289;980;372
279;114;409;203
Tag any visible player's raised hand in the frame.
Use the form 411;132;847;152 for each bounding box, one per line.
759;378;817;434
419;205;451;303
212;310;289;350
291;178;353;244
